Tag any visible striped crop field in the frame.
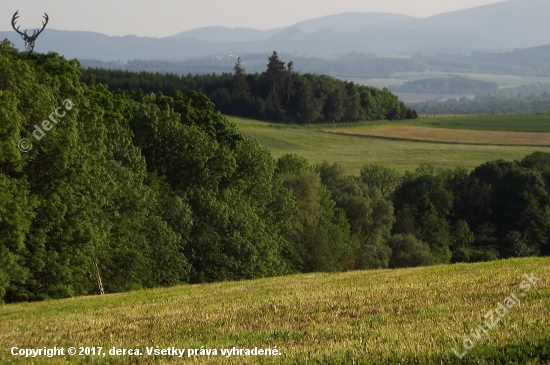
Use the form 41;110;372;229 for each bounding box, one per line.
326;125;550;146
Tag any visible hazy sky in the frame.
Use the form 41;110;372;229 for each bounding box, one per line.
2;0;506;37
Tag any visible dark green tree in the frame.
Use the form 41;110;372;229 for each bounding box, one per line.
393;173;453;264
277;155;356;272
265;51;287;106
360;163;402;196
232;57;251;100
387;234;435;268
343;82;361;122
316;162;394;269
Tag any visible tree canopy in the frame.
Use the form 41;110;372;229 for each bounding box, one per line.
80;51;418;124
1;40;548;304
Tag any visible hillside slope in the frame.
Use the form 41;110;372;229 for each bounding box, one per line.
1;258;548;364
3;0;550;60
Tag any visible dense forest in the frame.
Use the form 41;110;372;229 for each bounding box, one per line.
1;40;549;304
81;52;418;123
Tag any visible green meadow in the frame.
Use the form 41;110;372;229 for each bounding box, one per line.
229;116;550;174
410;113;550;132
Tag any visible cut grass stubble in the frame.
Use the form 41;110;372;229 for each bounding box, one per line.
1;258;548;364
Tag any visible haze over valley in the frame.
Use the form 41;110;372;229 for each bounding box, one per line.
1;0;549;61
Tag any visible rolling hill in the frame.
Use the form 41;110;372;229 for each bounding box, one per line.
2;0;550;61
1;257;548;364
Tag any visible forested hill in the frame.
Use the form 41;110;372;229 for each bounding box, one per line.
80;51;418;123
1;40;549;304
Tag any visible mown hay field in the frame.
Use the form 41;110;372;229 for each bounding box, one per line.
1;258;549;364
327;125;550;146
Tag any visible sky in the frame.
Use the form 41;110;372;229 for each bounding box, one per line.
1;0;507;38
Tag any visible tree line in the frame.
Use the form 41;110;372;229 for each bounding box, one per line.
411;93;550;115
1;40;548;304
80;51;418;123
390;77;498;94
492;82;550;99
79;46;550;80
79;53;425;78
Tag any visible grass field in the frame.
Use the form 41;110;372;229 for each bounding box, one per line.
1;258;548;364
230;116;550;174
329;125;550;146
411;114;550;132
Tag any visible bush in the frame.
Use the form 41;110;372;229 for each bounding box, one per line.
452;247;499;263
387;234;435;268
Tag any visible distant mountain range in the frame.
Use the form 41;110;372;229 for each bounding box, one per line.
2;0;550;61
77;43;550;80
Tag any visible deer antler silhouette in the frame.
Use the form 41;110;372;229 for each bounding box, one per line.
12;11;49;53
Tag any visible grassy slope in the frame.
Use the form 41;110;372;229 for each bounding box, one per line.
230;117;547;174
1;258;548;364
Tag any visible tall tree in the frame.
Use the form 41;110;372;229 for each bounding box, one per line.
295;77;322;124
277;155;356;272
343;82;361;122
265;51;287;106
360;163;402;197
286;61;294;107
316;162;394;269
232;57;250;100
323;84;345;123
393;173;453;264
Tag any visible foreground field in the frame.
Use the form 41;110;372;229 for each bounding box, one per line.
1;258;548;364
230;117;548;174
